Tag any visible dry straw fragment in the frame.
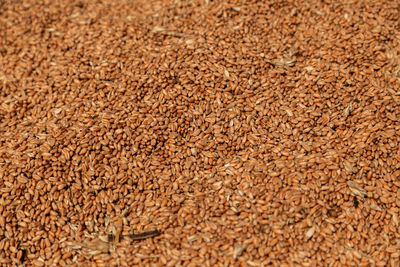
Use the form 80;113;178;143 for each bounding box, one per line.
343;160;356;174
393;214;399;226
344;103;353;117
305;227;315;240
233;244;244;259
370;203;382;212
266;58;296;68
347;181;366;197
151;25;187;37
247;261;258;266
224;68;230;79
67;239;110;253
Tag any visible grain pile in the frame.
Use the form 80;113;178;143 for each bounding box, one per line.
0;0;400;266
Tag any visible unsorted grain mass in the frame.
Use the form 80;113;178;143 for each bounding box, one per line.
1;0;400;266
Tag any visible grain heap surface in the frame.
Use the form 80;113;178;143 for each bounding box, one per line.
1;0;400;266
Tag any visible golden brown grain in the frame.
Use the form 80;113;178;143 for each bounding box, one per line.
0;0;400;265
